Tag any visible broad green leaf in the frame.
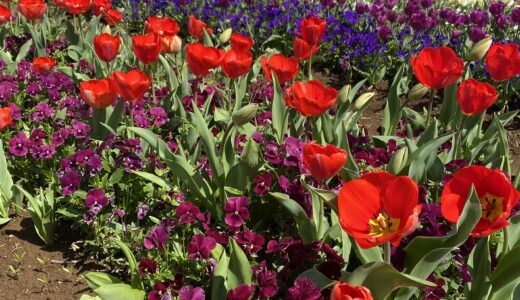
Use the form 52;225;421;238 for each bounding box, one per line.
439;82;462;129
212;244;229;299
467;236;491;299
94;283;145;300
504;214;520;250
227;239;253;289
131;171;171;191
405;133;454;182
298;268;335;290
490;245;520;296
86;272;123;290
382;66;404;135
0;140;13;218
113;239;142;289
15;40;32;64
351;237;383;264
271;72;287;144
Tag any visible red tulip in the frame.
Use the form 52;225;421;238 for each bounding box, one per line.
103;8;123;25
338;171;422;249
161;35;182;54
18;0;47;20
441;166;519;237
260;53;299;84
62;0;91;14
300;16;326;46
331;282;373;300
0;107;12;131
294;37;318;60
80;78;117;109
32;57;57;73
132;32;162;65
94;33;121;62
111;69;152;102
411;46;464;89
303;141;347;180
485;42;520;82
145;16;179;37
52;0;65;7
456;79;499;115
221;49;253;79
230;33;254;52
188;15;212;40
285;80;337;116
92;0;110;15
186;42;223;77
0;4;10;24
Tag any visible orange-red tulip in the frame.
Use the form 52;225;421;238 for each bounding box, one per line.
303;141;347;180
221;49;253;79
0;4;11;24
80;78;117;109
260;53;299;84
0;107;12;131
145;16;179;37
441;165;519;237
300;16;326;46
92;0;110;15
186;42;223;77
93;33;121;62
18;0;47;20
285;80;337;116
294;37;318;60
338;171;422;249
111;69;152;102
331;282;373;300
230;33;254;52
456;79;499;115
411;46;464;89
62;0;91;14
485;42;520;82
132;32;162;65
103;8;123;25
32;57;57;73
188;15;212;40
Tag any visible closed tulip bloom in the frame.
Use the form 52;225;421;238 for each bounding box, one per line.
80;78;117;109
260;53;299;84
294;37;318;60
230;33;254;52
0;4;11;24
221;49;253;79
300;16;326;46
94;33;121;62
186;42;224;77
161;35;182;54
103;8;123;25
132;32;162;65
411;46;464;89
145;16;179;37
62;0;91;14
32;57;57;73
456;79;498;115
188;15;212;40
338;171;422;249
111;69;152;102
303;141;347;180
441;166;519;237
485;42;520;82
285;80;337;116
18;0;47;20
331;282;373;300
0;107;12;131
92;0;110;15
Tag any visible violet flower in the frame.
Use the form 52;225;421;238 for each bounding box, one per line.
85;188;109;214
179;286;205;300
227;284;254;300
224;196;249;227
144;225;169;251
176;201;204;225
286;277;321;300
236;229;265;256
253;261;279;299
60;170;81;196
187;234;216;260
138;258;158;275
9;132;31;156
253;173;273;196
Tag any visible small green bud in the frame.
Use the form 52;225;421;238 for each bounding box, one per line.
408;83;430;101
232;103;258;126
219;28;233;44
388;147;409;174
102;25;111;35
338;85;351;104
353;92;375;111
468;37;492;61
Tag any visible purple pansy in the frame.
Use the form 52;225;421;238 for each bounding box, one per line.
286;277;321;300
144;225;169;251
224;196;250;227
187;234;216;260
179;285;205;300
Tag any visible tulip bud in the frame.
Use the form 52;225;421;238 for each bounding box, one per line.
388;147;408;174
232;103;258;126
407;83;430;101
338;84;351;104
102;25;111;34
468;37;492;61
242;138;259;167
162;35;182;54
353;92;375;111
219;28;233;44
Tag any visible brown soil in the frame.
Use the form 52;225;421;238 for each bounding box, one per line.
0;216;97;300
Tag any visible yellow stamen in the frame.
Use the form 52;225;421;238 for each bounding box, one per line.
479;193;503;222
369;213;400;238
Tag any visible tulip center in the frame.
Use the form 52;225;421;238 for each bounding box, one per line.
479;193;503;222
368;213;400;237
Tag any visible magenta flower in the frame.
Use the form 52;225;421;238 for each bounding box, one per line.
144;225;169;251
138;258;157;275
253;173;273;196
187;234;216;260
179;285;205;300
71;120;91;139
60;170;81;196
9;132;31;156
226;284;254;300
176;201;204;225
51;128;71;146
286;277;321;300
224;196;249;227
84;188;109;213
235;229;264;255
253;261;279;298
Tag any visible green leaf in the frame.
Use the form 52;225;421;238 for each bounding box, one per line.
131;171;171;191
271;72;287;144
504;214;520;250
298;268;335;290
351;238;383;264
382;66;404;135
439;82;462;129
93;283;145;300
0;140;13;218
301;179;330;240
227;239;253;289
345;262;435;300
270;192;318;243
86;272;123;290
467;236;491;299
15;40;33;64
211;244;229;299
106;100;125;134
113;239;142;289
405;133;454;182
489;245;520;296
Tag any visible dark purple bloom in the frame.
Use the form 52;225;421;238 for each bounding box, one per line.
51;128;70;146
355;2;369;14
148;282;173;300
377;25;392;40
253;261;279;298
224;196;249;227
470;9;489;27
187;234;216;260
176;201;204;225
9;132;31;156
144;225;169;251
495;14;509;28
71;120;91;139
30;128;47;146
469;26;487;43
489;1;506;16
511;7;520;24
235;229;265;255
137;202;149;220
60;170;81;196
85;188;109;214
138;258;157;275
179;285;205;300
150;107;169;126
32;102;55;122
38;144;56;159
227;284;254;300
286;277;321;300
253;173;273;196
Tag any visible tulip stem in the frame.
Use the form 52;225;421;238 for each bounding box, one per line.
308;54;313;80
502;228;509;258
454;115;466;159
501;80;510;113
425;89;434;127
383;242;391;265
